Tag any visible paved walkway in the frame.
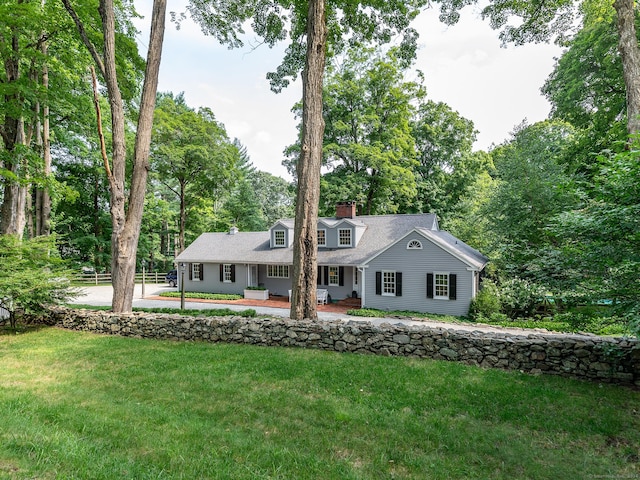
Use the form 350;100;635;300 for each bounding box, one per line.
69;284;559;336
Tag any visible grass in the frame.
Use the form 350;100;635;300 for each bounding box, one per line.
1;328;639;479
68;304;257;318
159;291;243;301
347;308;632;336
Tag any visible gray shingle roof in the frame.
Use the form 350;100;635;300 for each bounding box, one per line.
176;213;487;269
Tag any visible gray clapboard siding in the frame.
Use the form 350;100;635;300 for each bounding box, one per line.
364;235;474;316
183;263;249;295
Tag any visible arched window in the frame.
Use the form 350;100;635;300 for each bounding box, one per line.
407;239;422;250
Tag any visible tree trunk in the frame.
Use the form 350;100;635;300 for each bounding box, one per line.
178;180;186;255
614;0;640;137
108;0;166;312
35;40;51;236
1;119;28;238
290;0;327;320
0;32;27;238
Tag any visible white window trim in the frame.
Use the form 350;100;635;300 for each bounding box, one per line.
317;229;327;246
223;264;232;283
328;266;339;286
338;228;352;247
407;239;422;250
192;263;201;282
382;270;396;297
274;230;286;247
434;271;449;300
267;264;290;278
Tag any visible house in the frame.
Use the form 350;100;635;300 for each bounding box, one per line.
175;201;488;316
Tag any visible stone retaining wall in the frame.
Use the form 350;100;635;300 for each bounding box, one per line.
48;307;640;386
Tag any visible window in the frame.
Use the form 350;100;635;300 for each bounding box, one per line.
376;271;402;297
192;263;201;281
317;229;326;246
328;266;339;286
267;265;289;278
274;230;285;247
407;240;422;250
383;271;396;296
338;228;352;247
435;273;449;299
427;273;456;300
223;264;232;283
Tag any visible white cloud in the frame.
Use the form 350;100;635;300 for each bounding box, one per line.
134;0;563;178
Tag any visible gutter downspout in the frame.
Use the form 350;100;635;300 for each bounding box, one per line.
357;266;367;308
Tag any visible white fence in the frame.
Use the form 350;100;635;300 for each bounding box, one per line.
73;272;170;285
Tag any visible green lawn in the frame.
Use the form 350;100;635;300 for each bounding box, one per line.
1;328;639;479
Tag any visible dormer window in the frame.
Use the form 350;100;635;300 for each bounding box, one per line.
407;240;422;250
317;229;326;246
338;228;352;247
274;230;285;247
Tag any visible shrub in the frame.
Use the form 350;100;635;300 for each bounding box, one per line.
159;292;242;301
468;280;501;320
499;277;547;319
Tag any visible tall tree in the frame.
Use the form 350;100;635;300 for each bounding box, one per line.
437;0;640;138
542;7;629;174
187;0;428;319
550;146;640;318
297;47;418;216
248;170;294;227
0;0;50;237
411;99;487;223
150;92;240;254
484;120;578;279
63;0;167;312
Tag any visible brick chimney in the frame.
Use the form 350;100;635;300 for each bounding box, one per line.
336;201;356;219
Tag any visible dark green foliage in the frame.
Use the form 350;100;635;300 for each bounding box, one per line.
542;12;630;176
549;146;640;325
159;291;243;301
0;235;78;328
498;277;548;319
484;120;578;278
468;280;501;320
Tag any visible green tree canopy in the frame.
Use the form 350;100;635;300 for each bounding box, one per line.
150;92;241;252
484;120;579;279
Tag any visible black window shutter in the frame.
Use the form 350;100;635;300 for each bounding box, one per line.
219;264;223;282
230;265;236;283
189;264;193;281
317;266;321;285
199;264;204;281
339;267;344;286
375;271;382;295
324;266;329;286
426;273;434;298
449;274;457;300
396;272;402;297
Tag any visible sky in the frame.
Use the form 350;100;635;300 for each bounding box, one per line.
135;1;564;180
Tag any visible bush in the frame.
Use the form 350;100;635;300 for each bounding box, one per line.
159;292;243;301
499;277;547;319
468;280;501;320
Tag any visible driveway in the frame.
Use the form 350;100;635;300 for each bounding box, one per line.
69;284;548;335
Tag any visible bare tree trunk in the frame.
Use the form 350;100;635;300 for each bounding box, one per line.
178;180;186;254
109;0;166;312
35;41;51;236
66;0;166;311
290;0;327;320
614;0;640;137
0;32;27;238
1;119;28;238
